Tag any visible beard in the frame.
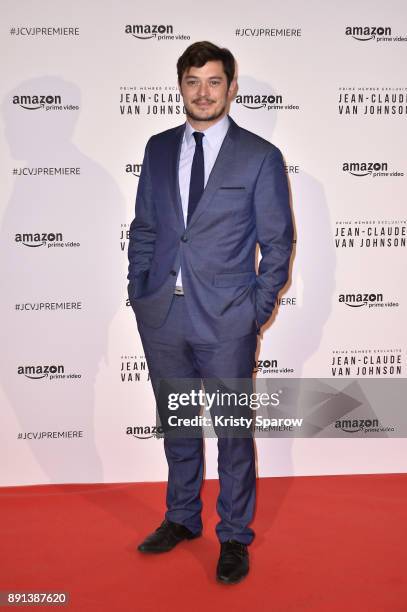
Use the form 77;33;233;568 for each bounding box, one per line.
184;99;227;123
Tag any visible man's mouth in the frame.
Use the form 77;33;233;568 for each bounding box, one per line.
194;100;213;108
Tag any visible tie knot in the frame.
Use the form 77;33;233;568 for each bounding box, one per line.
193;131;204;146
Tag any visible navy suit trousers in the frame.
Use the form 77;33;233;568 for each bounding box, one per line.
137;294;258;545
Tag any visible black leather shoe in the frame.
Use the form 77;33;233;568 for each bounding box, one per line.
216;540;249;584
137;519;201;553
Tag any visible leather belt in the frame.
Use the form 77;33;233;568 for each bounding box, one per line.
174;286;184;296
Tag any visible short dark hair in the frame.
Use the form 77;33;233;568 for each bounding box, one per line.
177;41;236;88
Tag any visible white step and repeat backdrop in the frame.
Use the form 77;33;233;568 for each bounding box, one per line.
1;0;406;486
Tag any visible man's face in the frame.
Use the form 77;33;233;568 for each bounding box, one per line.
179;60;236;126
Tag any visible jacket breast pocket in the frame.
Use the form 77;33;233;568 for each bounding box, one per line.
214;271;256;287
213;187;251;215
217;186;248;198
219;186;246;191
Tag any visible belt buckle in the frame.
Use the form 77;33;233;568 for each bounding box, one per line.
174;286;184;296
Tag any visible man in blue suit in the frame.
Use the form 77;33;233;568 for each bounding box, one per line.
128;41;293;584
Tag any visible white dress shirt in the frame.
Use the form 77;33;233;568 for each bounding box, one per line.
176;114;230;287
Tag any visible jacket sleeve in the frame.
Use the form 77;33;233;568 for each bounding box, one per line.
127;137;156;299
254;146;294;327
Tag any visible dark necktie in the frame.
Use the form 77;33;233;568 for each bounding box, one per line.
187;131;205;225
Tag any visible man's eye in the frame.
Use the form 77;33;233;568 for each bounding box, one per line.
210;81;221;86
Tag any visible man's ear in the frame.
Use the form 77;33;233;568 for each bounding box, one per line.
228;78;238;100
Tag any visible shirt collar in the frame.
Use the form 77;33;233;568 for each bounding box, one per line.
184;114;230;149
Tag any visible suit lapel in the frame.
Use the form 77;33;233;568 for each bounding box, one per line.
187;116;240;230
169;115;240;231
169;123;186;229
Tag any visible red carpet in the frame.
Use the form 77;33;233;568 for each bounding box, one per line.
0;474;406;611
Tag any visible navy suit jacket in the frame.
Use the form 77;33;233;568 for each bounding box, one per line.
127;115;293;343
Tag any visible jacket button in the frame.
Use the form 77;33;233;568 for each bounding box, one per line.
170;270;176;276
181;235;188;242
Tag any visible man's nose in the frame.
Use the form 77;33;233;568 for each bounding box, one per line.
197;81;210;97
